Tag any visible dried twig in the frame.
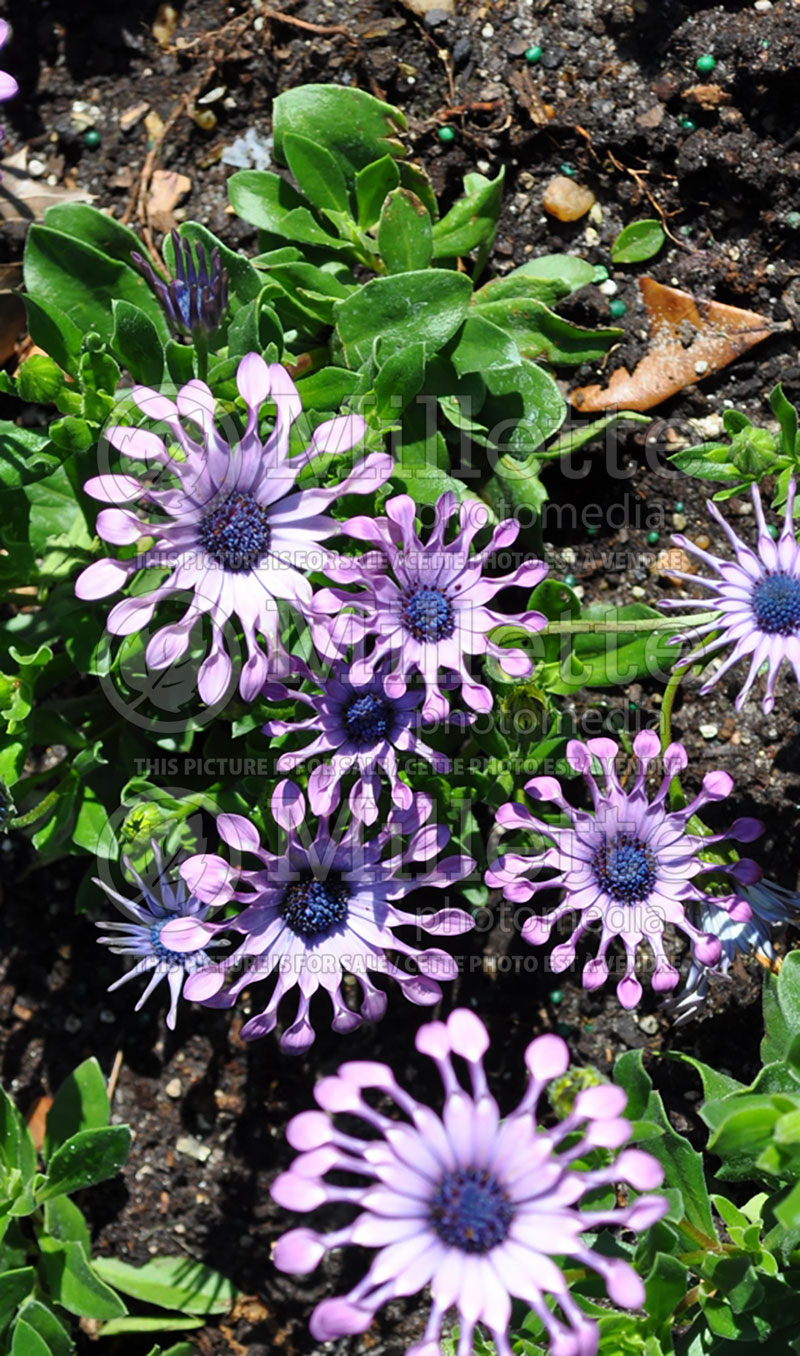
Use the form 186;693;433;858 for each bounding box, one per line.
107;1048;124;1102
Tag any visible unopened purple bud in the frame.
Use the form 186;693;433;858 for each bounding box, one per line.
132;229;228;338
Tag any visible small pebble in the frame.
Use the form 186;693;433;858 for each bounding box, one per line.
564;572;577;587
699;723;719;740
673;512;688;530
593;265;610;282
754;0;772;10
64;1015;82;1034
584;226;600;246
525;45;542;64
679;117;697;132
27;158;46;177
768;523;779;540
599;279;618;296
646;530;660;545
559;163;577;178
586;524;600;537
674;500;685;512
175;1135;212;1162
549;989;563;1004
99;1007;116;1024
786;212;800;230
84;129;101;149
638;1015;659;1035
438;126;455;144
696;54;716;73
694;534;711;551
481;23;494;38
631;585;646;599
609;298;627;319
165;1078;182;1099
543;175;596;222
694;359;709;375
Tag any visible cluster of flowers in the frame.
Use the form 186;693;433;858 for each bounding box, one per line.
68;210;800;1351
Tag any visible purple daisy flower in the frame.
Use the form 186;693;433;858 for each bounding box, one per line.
313;491;548;720
486;730;763;1008
669;876;799;1024
95;843;225;1030
0;21;18;103
261;658;452;825
75;353;391;704
661;478;800;714
271;1007;668;1356
169;781;475;1053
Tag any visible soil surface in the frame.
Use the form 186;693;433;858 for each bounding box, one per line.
1;0;800;1353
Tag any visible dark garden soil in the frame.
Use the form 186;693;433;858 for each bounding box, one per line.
1;0;800;1352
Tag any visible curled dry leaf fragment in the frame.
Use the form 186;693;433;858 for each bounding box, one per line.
682;83;732;109
543;175;596;221
570;277;773;413
153;2;179;51
147;168;191;233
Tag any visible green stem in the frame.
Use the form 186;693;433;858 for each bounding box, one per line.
194;332;209;384
540;611;720;637
10;785;61;829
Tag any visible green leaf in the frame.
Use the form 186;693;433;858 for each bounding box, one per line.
37;1126;130;1202
44;1059;110;1162
11;1319;52;1356
471;296;621;365
0;1087;36;1180
48;418;95;456
15;1301;73;1356
37;1240;126;1320
481;358;566;454
474;254;596;306
16;355;65;405
450;313;520;376
98;1316;204;1336
391;402;467;506
644;1252;687;1327
24;462;92;563
770;383;799;460
573;603;676;687
22;297;83;377
23;226;169;345
431;169;504;258
763;952;800;1066
335;270;472;367
273;84;406;187
43;204;146;265
0;424;62;491
614;1049;715;1239
111;301;164;386
377;189;433;273
43;1196;91;1254
295;367;358;412
227;171;347;250
374;341;426;419
0;1268;36;1321
282;132;350;215
92;1255;238;1316
611;219;666;264
355;155;400;228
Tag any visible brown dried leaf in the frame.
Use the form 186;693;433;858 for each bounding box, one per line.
147;168;191;234
571;277;773;413
0;148;94;224
25;1094;53;1152
153;3;179;50
682;83;732;109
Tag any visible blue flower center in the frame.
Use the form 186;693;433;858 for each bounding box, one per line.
401;586;455;643
281;874;348;938
343;693;392;746
751;571;800;636
430;1168;514;1254
199;491;271;572
593;832;657;904
148;922;208;971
